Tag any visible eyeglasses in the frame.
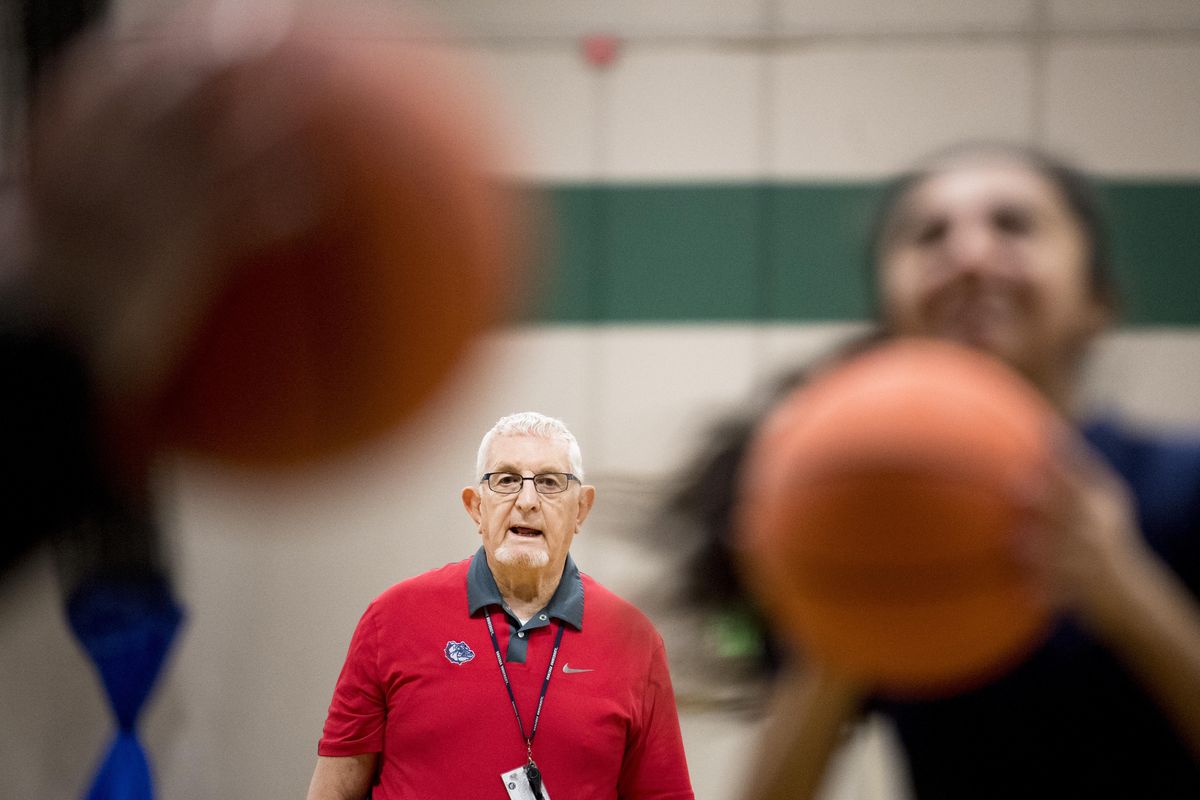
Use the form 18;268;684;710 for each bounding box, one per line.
481;472;579;495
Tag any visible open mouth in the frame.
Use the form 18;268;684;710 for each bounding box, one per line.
509;526;543;538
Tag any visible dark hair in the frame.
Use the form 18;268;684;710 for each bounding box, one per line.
19;0;112;96
3;1;111;171
663;330;889;680
866;142;1118;317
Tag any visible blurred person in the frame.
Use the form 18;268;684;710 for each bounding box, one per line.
4;0;345;580
2;2;188;796
5;0;521;577
4;1;524;797
308;412;695;800
666;144;1200;798
2;0;126;583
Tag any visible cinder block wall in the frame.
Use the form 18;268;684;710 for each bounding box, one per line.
3;2;1198;798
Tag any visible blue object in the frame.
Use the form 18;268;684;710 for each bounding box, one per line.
67;574;184;800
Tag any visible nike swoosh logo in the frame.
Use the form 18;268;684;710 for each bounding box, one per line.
562;663;593;674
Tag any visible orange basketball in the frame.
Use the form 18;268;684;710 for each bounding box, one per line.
30;3;525;470
736;338;1056;695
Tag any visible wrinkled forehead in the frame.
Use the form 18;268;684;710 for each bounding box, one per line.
483;433;571;472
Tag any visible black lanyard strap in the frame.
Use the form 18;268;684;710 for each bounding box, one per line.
484;606;566;760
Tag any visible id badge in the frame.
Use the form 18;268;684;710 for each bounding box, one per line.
500;763;552;800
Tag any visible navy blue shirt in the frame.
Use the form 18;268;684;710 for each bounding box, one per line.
878;420;1200;798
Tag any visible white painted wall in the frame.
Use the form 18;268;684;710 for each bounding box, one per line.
4;1;1200;798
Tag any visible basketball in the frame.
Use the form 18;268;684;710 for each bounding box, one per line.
736;338;1057;694
29;3;525;469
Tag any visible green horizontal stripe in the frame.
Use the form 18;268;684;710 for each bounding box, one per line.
522;181;1200;326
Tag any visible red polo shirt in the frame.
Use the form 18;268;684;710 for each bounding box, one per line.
318;550;694;799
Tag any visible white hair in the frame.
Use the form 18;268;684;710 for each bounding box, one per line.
475;412;584;481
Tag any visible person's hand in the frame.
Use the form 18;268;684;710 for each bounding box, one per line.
1015;432;1150;639
743;660;867;800
1017;431;1200;757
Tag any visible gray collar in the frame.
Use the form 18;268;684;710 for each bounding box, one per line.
466;546;584;630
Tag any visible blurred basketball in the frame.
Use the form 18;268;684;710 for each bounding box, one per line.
736;338;1056;694
28;3;525;469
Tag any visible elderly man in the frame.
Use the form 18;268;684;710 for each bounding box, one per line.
307;412;694;800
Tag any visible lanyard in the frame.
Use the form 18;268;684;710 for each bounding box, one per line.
484;606;566;762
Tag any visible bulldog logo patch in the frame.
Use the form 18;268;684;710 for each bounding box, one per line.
444;640;475;665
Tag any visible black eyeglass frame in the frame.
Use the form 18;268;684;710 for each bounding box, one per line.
480;472;580;495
